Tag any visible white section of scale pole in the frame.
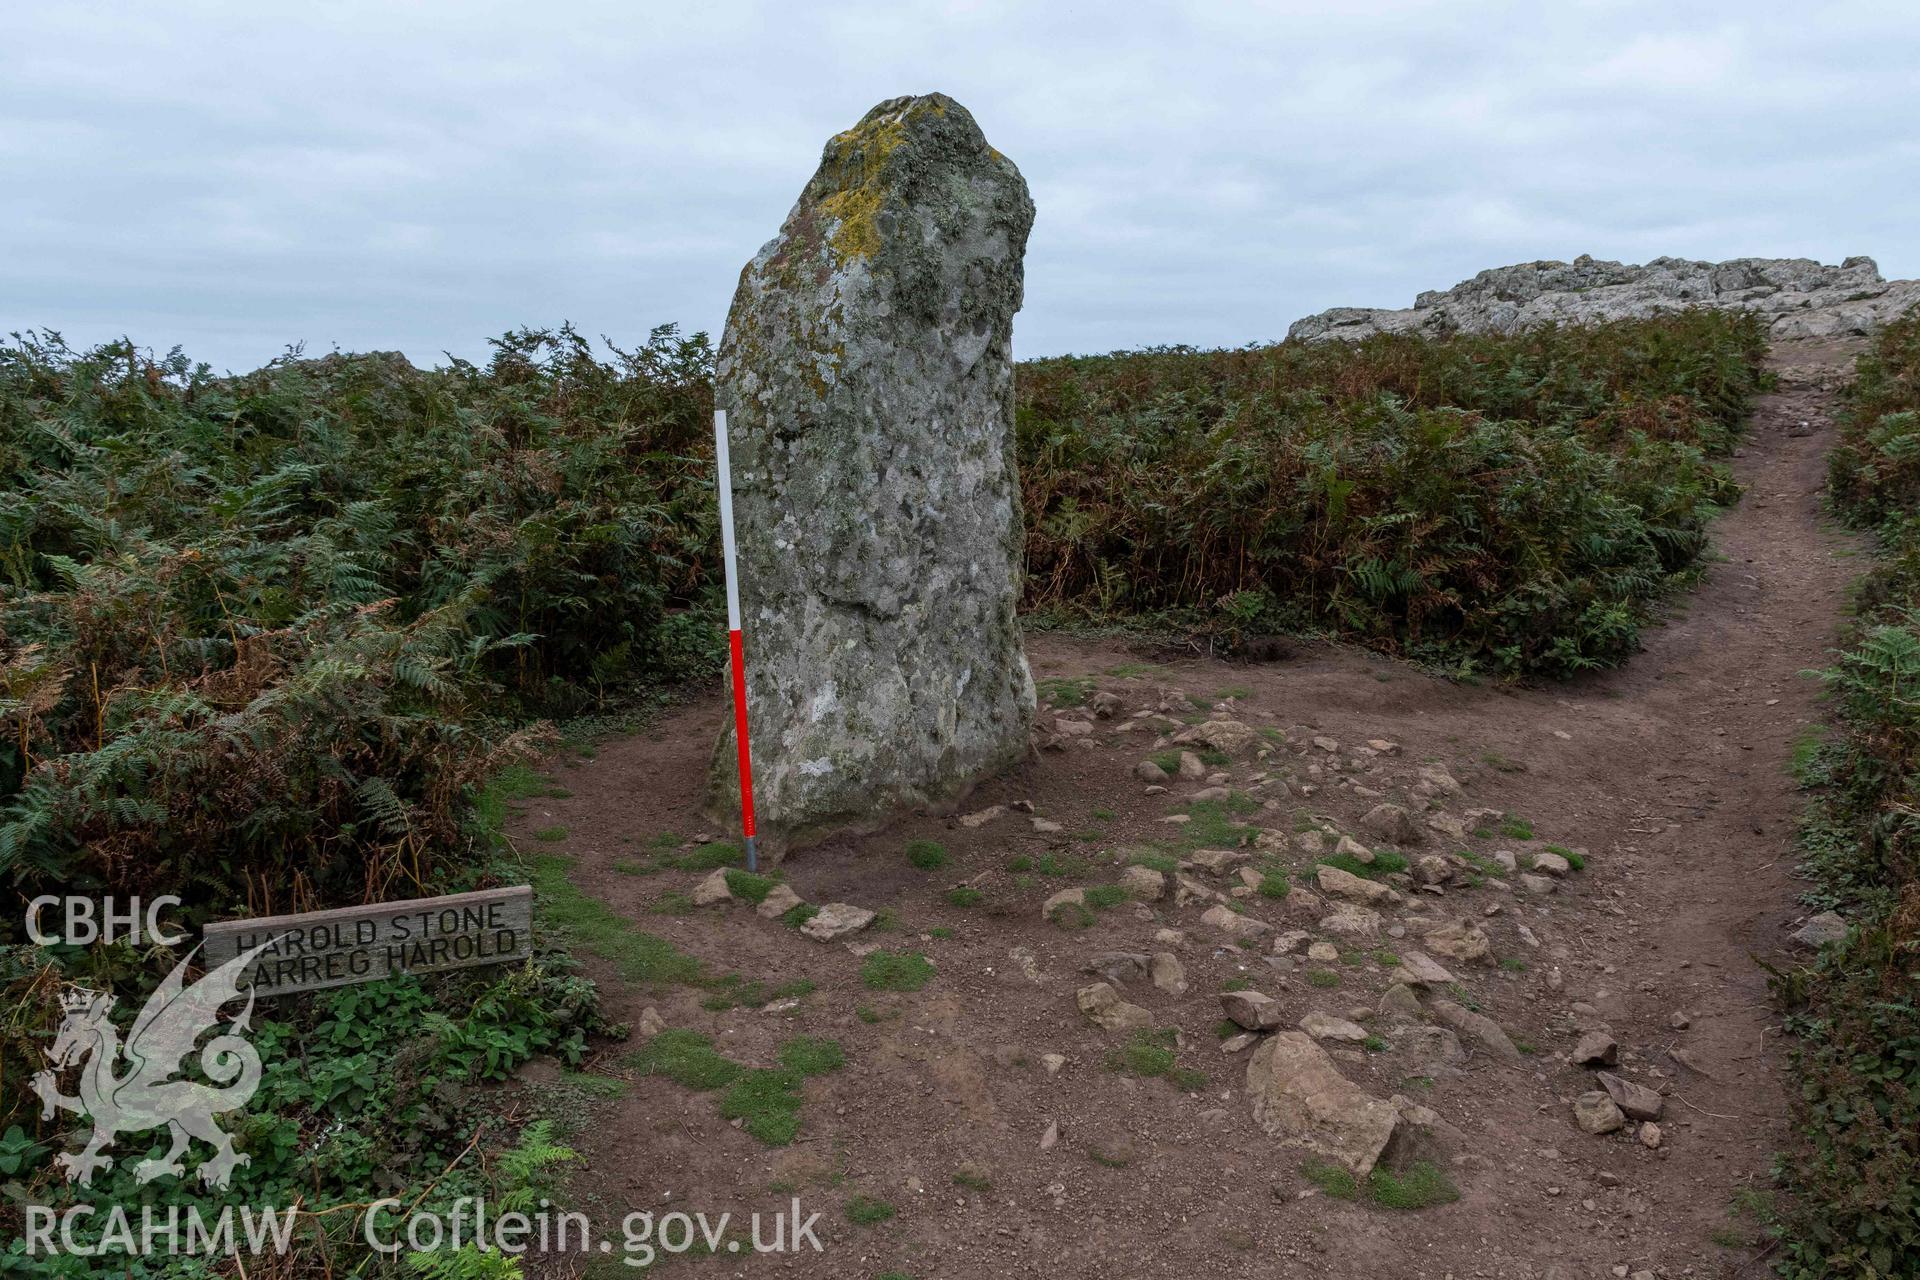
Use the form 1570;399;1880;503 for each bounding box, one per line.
714;410;743;632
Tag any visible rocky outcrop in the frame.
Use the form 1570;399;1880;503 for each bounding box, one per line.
1288;254;1920;344
708;93;1037;854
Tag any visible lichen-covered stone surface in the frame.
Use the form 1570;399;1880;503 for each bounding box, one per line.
707;93;1036;856
1288;254;1920;343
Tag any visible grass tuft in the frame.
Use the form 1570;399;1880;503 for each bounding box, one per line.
844;1195;896;1226
1368;1161;1461;1210
904;838;948;870
532;854;703;985
860;950;935;992
723;868;778;903
1302;1159;1358;1199
624;1030;740;1091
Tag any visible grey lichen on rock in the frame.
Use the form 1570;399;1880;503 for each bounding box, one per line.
707;93;1036;856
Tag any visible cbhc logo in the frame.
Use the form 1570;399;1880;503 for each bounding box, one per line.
26;896;186;946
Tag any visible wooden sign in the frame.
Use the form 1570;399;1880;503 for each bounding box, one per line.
202;885;533;996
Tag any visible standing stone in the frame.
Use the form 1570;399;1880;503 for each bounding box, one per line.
707;93;1036;855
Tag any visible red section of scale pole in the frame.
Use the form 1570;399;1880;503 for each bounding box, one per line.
728;629;757;843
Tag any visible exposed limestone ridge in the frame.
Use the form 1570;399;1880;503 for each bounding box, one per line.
1288;253;1920;343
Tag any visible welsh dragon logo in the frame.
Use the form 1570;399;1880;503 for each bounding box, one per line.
31;941;274;1189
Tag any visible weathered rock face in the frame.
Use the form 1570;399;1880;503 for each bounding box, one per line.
1246;1032;1400;1175
1289;254;1920;344
709;94;1036;854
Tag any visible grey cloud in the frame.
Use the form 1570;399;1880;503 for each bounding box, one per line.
2;0;1914;370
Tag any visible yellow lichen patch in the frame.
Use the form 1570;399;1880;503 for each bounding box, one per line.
819;184;887;262
817;101;932;262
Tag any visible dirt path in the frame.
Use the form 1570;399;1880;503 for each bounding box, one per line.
516;340;1863;1280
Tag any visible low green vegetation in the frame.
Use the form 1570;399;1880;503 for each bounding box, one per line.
952;1167;993;1193
1498;814;1535;840
1127;848;1180;873
1457;848;1505;879
1774;306;1920;1277
664;840;743;871
904;838;948;869
1543;842;1586;870
844;1195;897;1226
626;1028;742;1090
1106;1029;1207;1091
698;975;814;1012
1368;1161;1461;1210
1036;674;1096;706
624;1029;845;1146
945;886;985;907
723;867;779;902
1173;795;1260;848
1317;847;1409;879
1018;312;1765;674
860;949;935;992
1301;1159;1358;1199
1047;899;1096;929
649;889;697;915
1302;1158;1458;1210
1032;850;1096;878
531;853;703;984
1790;726;1828;782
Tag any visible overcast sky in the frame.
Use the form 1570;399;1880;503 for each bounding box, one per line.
4;1;1915;371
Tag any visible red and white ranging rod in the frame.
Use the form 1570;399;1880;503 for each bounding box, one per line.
713;409;759;871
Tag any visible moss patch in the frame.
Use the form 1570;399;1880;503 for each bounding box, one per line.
531;853;703;986
860;950;934;991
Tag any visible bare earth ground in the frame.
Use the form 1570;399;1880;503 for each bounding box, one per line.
514;339;1862;1280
